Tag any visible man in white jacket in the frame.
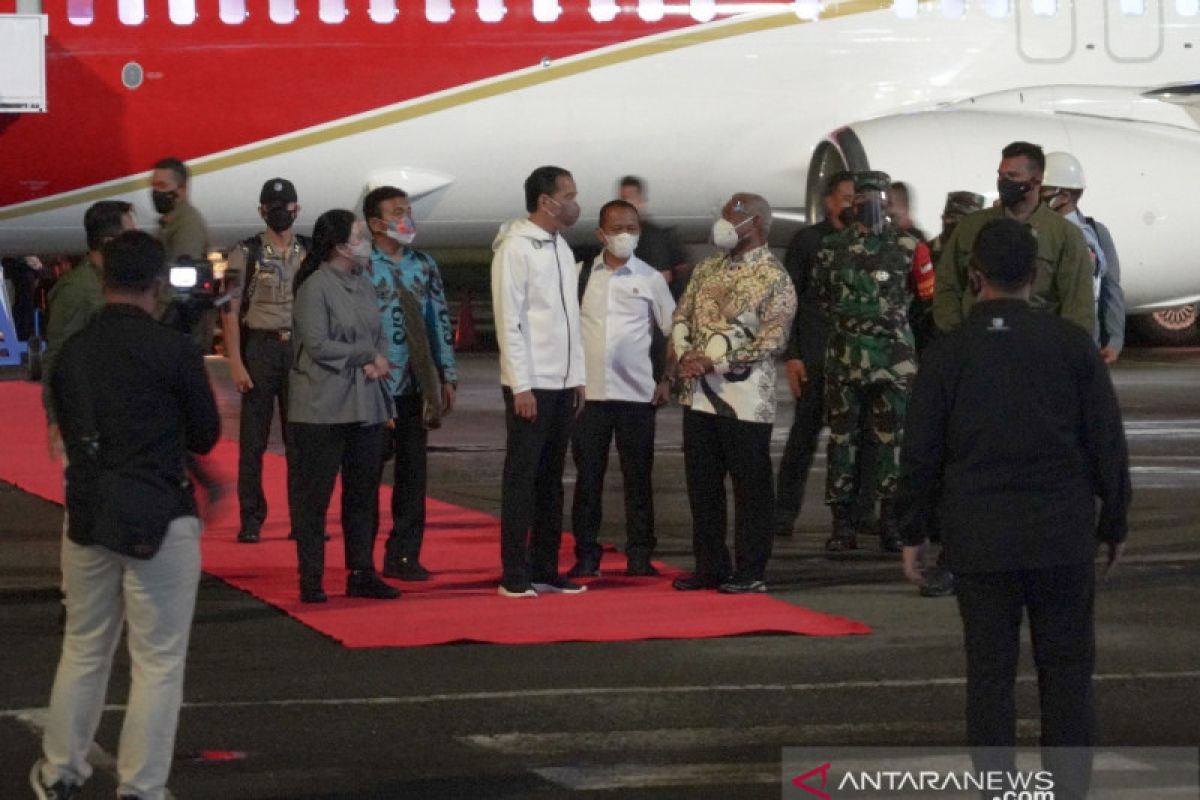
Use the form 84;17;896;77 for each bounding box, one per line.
491;166;587;598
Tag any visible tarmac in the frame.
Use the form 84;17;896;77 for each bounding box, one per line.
2;349;1198;799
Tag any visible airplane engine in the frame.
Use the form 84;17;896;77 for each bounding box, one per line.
807;107;1200;342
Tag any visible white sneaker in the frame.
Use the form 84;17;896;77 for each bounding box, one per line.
497;583;538;598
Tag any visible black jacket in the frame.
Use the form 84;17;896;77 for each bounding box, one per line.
783;220;837;364
896;299;1130;572
52;304;220;556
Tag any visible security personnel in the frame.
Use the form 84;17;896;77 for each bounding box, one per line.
932;141;1094;335
151;157;215;350
220;178;308;543
928;191;985;266
815;171;918;553
897;218;1129;797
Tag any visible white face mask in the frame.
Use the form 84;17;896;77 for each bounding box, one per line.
385;217;417;246
604;232;639;261
711;216;752;251
342;237;373;268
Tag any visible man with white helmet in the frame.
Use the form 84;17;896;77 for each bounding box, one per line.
1042;152;1125;364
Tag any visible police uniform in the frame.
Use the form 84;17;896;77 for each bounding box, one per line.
815;184;918;550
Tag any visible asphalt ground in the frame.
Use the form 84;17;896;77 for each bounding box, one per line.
2;350;1198;799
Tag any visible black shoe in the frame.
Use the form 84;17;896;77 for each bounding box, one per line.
672;574;724;591
382;557;431;581
346;570;401;600
237;528;260;544
566;560;601;578
878;500;903;553
289;531;332;542
531;576;587;594
497;582;538;598
920;567;956;598
718;579;767;594
299;578;327;604
825;503;858;552
625;559;660;577
30;760;80;800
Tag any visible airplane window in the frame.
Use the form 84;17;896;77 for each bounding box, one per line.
1031;0;1056;14
985;0;1010;15
589;0;617;21
320;0;346;22
1121;0;1146;12
478;0;505;21
1179;0;1199;14
426;0;452;22
690;0;716;21
941;0;965;16
892;0;918;18
638;0;664;22
68;0;94;25
369;0;396;22
220;0;246;23
169;0;196;23
533;0;560;21
119;0;145;24
270;0;296;23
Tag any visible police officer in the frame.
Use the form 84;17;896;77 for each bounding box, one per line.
1042;151;1125;364
932;141;1095;336
220;178;308;543
815;171;918;553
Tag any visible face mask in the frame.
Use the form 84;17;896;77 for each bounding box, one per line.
837;206;857;227
604;232;639;261
997;178;1032;209
341;237;373;269
152;190;177;215
546;196;581;228
385;216;416;246
711;216;753;251
264;205;296;234
1043;190;1070;213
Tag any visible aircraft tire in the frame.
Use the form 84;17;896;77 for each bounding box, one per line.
1129;303;1200;346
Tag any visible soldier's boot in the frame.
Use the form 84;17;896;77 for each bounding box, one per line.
824;504;858;552
878;500;903;554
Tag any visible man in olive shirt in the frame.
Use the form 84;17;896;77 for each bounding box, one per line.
42;201;136;457
152;157;214;350
932;141;1095;335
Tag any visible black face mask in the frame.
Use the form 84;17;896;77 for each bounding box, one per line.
837;206;857;227
996;178;1032;209
152;190;177;215
264;205;296;233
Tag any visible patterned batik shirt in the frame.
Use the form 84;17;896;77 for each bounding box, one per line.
670;244;796;424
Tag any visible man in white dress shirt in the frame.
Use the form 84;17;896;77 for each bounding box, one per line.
568;200;675;578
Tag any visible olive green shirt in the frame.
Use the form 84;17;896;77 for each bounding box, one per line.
158;199;210;263
932;204;1095;335
42;256;105;423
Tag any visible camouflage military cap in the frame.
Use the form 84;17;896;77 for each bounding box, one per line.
943;191;986;217
854;171;892;192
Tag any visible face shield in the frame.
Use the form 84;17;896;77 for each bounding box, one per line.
852;171;892;235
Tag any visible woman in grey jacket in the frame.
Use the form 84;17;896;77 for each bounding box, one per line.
288;209;399;603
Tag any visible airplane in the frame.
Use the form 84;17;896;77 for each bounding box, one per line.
2;0;1200;343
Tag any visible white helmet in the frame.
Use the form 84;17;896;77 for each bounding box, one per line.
1043;151;1086;190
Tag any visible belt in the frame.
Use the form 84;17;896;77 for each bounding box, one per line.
246;328;292;342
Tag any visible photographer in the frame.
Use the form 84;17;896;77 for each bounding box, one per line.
31;230;220;800
151;156;214;350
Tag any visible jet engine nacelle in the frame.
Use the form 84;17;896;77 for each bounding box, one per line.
808;107;1200;313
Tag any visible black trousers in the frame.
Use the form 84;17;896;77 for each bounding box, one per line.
774;366;878;534
956;563;1096;797
383;394;427;566
499;387;575;586
287;421;384;582
237;332;293;534
683;408;775;582
570;400;657;564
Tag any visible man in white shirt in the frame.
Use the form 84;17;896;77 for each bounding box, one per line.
568;200;675;579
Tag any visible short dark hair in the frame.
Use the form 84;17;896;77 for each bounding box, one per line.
83;200;132;251
102;231;165;293
362;186;408;222
1001;141;1045;175
598;199;639;228
152;157;189;186
972;218;1037;291
524;166;572;213
889;181;910;205
824;170;855;197
618;175;645;194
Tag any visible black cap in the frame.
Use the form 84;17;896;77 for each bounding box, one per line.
260;178;297;206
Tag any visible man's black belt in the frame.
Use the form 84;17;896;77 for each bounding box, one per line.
246;328;292;342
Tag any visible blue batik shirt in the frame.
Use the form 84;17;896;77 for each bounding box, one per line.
368;244;458;397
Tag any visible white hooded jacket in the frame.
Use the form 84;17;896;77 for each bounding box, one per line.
491;218;585;393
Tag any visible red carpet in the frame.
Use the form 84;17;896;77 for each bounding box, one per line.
0;381;870;646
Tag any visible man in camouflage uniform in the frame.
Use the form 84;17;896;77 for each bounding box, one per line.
816;171;918;553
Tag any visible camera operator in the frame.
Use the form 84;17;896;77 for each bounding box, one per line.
151;156;215;351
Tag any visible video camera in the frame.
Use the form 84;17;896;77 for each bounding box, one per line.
168;256;229;311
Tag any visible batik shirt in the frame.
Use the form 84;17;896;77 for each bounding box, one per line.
670;244;796;424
